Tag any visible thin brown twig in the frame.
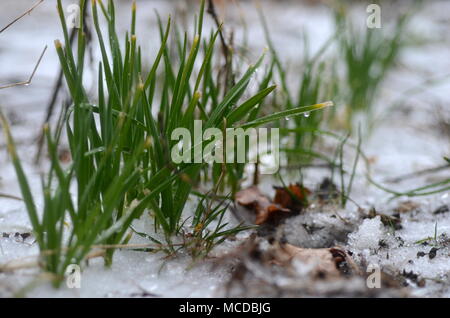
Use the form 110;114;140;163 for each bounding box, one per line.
35;3;90;163
0;45;48;90
0;0;44;34
207;0;234;92
207;0;228;63
34;54;73;163
0;192;22;201
0;260;39;273
0;242;184;273
0;0;46;95
279;163;339;170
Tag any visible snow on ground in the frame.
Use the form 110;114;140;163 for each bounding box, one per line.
1;0;450;297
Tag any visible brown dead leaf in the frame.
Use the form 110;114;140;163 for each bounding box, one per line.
394;201;420;214
235;186;290;225
273;183;311;211
271;243;360;279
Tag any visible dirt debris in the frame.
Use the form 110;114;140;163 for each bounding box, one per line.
235;186;290;225
394;201;421;214
433;205;449;215
273;183;311;212
222;235;405;297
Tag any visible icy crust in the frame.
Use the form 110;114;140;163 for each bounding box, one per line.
23;250;231;298
0;249;232;298
348;216;384;250
345;203;450;297
281;206;358;249
0;215;236;298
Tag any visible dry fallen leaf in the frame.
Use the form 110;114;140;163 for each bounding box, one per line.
394;201;420;214
235;186;290;225
271;243;360;279
273;183;311;211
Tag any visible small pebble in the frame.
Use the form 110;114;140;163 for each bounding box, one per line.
429;247;438;259
417;251;426;258
433;205;449;215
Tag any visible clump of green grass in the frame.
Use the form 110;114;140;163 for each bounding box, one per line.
257;8;338;166
278;49;338;164
334;5;409;130
1;0;332;284
0;111;155;286
67;0;330;257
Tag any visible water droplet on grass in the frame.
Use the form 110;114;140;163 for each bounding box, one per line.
303;112;310;118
